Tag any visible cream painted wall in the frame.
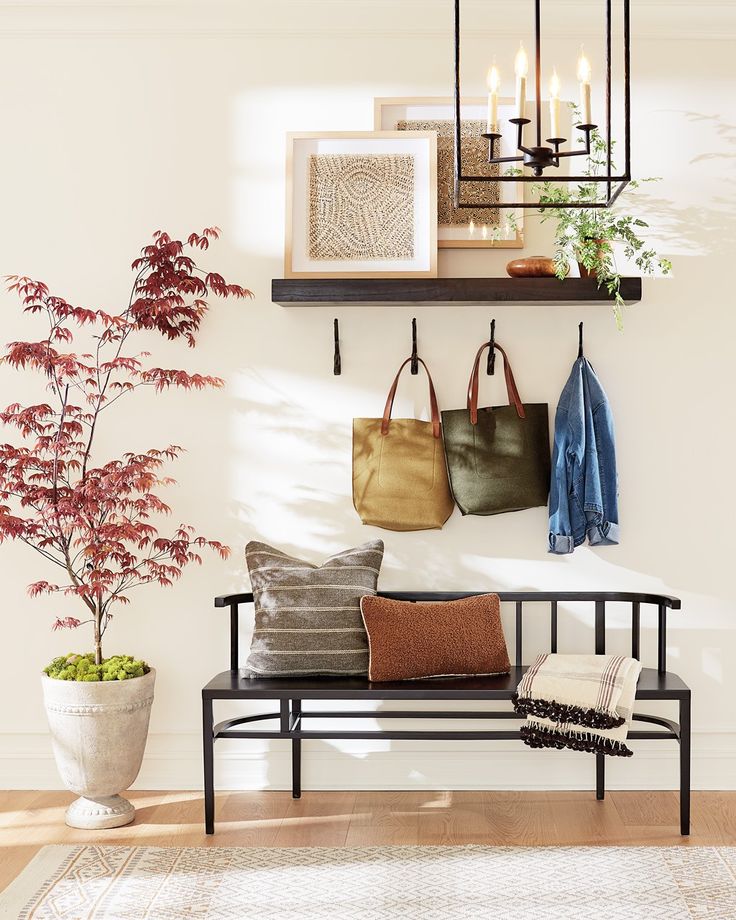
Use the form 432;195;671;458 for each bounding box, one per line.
0;0;735;791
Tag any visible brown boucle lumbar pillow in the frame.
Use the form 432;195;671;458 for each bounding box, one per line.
359;594;511;682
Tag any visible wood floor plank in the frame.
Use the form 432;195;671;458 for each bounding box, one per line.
417;792;497;845
347;791;423;846
610;791;680;827
546;795;630;846
274;791;355;847
482;791;562;846
2;789;736;893
687;791;736;845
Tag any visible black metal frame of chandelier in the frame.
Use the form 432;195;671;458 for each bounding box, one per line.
452;0;631;209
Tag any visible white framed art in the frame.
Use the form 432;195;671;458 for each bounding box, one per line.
374;97;525;249
284;131;438;279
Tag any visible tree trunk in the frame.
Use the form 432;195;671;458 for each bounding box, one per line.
93;603;103;665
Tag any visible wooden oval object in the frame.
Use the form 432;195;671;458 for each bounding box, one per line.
506;256;557;278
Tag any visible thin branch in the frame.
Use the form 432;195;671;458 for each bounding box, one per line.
51;384;69;504
18;536;70;570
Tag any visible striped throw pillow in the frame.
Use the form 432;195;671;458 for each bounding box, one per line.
244;540;384;677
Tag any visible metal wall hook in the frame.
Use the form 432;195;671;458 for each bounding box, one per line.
410;317;419;375
487;319;496;375
333;318;341;375
578;321;584;359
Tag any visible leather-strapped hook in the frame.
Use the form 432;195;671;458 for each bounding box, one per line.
487;319;496;375
578;321;584;359
333;318;341;375
410;317;419;375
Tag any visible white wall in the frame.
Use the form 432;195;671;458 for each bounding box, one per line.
1;0;735;792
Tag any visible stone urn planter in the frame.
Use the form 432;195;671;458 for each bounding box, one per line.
42;669;156;829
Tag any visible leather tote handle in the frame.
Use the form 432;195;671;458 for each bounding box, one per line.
381;356;441;439
467;341;526;425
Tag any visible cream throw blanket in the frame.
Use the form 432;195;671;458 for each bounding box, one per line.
513;653;642;757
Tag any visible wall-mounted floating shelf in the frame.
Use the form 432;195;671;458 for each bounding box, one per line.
272;277;642;307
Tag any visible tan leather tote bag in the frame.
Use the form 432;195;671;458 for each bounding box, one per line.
353;357;454;532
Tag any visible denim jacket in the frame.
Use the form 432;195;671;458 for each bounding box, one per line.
548;357;619;554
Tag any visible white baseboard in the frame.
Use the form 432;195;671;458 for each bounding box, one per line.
1;732;735;792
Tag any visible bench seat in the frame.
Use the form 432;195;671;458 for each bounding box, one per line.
203;666;690;701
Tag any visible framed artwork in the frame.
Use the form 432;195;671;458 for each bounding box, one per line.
374;97;524;249
285;131;437;278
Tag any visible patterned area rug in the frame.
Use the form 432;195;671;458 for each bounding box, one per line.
2;845;736;919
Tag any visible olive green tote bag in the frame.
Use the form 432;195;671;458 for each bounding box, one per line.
441;341;550;516
353;357;454;532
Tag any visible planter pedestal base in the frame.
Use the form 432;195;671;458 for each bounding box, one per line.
66;794;135;829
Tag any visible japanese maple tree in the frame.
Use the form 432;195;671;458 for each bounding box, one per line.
0;228;251;663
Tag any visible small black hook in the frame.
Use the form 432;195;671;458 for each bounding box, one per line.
578;321;584;359
333;318;341;376
410;317;419;375
487;319;496;375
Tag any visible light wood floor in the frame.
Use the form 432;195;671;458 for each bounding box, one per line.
2;790;736;892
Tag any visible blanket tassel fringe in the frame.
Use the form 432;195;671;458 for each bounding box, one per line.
512;692;626;730
520;723;634;758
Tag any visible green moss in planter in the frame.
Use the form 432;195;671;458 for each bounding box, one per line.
44;653;150;682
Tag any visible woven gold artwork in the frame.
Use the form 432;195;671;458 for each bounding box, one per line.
308;154;415;261
397;119;500;227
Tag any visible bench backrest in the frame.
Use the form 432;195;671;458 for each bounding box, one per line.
215;590;681;674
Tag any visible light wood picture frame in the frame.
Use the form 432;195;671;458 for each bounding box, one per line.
374;97;525;250
285;131;438;279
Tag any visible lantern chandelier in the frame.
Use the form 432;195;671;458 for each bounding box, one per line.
453;0;631;209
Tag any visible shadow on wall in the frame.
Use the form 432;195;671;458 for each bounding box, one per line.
633;113;736;258
209;368;735;771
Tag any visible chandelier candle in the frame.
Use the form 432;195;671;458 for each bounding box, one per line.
514;43;528;119
487;64;500;132
577;50;592;126
549;69;561;139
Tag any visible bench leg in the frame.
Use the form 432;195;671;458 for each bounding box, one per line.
679;693;691;836
292;739;302;799
596;753;605;800
202;695;215;835
292;699;302;799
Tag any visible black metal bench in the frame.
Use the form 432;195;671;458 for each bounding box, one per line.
202;590;690;835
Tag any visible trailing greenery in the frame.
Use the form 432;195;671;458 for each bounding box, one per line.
535;106;671;326
44;653;149;682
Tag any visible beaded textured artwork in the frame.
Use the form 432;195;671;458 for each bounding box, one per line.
397;119;500;227
308;154;415;261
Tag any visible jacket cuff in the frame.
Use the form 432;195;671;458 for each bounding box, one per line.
548;533;576;555
588;521;620;546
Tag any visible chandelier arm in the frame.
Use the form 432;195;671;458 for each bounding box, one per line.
486;155;526;165
554;148;595;159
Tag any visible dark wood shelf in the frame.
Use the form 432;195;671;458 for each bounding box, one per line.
272;276;641;307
